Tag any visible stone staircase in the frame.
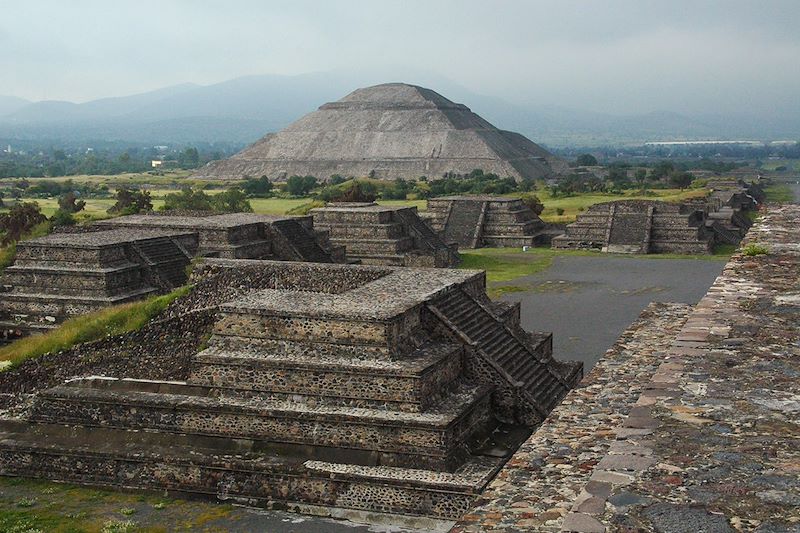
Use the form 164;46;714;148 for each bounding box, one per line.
270;218;335;263
429;288;582;424
708;220;742;245
312;203;458;267
131;236;192;289
443;200;486;248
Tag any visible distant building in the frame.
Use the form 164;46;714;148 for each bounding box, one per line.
151;160;163;168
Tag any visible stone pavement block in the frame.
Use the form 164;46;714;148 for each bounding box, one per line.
561;512;605;532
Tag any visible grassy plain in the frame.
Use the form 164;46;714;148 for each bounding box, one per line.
764;183;794;203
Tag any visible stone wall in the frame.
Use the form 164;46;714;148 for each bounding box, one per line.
454;204;799;531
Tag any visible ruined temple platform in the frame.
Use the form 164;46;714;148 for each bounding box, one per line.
0;259;581;522
311;203;460;267
0;228;196;338
453;204;800;531
95;212;344;262
423;196;549;249
552;200;715;254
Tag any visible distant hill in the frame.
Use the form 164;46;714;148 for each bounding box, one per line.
1;71;798;147
0;95;30;117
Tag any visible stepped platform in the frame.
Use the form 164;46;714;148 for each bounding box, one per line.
0;259;580;521
552;200;714;254
423;196;548;249
311;203;459;267
0;229;196;342
96;212;344;263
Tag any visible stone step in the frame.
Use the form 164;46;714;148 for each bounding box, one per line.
1;286;159;319
0;419;501;520
3;263;146;297
188;342;464;412
29;379;494;470
328;237;414;255
314;222;407;239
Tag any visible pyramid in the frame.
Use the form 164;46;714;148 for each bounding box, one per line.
194;83;567;181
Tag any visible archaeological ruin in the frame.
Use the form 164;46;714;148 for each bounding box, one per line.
193;83;567;182
0;229;197;340
422;196;551;249
95;212;345;262
310;202;460;267
552;200;721;254
0;213;344;342
0;259;582;521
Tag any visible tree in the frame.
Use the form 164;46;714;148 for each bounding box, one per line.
57;192;86;214
242;175;274;197
0;191;4;208
575;153;598;166
0;202;47;245
634;168;648;191
286;175;318;196
162;188;212;211
50;209;76;227
178;147;200;168
108;188;153;215
668;171;694;190
210;187;252;212
650;160;675;180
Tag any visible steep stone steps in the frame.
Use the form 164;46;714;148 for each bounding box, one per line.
271;219;334;263
442;201;485;248
429;288;575;420
131;237;190;288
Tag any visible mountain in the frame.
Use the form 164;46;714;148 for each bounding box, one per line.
1;72;798;147
0;95;30;117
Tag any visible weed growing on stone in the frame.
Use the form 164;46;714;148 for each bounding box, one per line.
742;243;769;256
101;519;138;533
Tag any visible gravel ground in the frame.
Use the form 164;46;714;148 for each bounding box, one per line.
499;255;725;369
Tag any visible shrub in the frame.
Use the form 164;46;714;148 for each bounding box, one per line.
0;202;47;245
50;209;76;227
286;175;318;196
519;193;544;215
108;188;152;215
742;243;769;256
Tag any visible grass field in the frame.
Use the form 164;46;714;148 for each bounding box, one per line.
764;183;795;203
533;188;709;223
0;476;241;533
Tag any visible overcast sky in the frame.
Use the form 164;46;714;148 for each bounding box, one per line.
2;0;799;116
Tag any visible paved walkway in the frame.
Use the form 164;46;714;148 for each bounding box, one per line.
454;204;800;532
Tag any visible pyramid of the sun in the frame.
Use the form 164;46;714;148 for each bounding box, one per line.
194;83;567;181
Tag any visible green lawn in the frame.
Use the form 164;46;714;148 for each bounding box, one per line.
533;188;709;223
764;183;794;203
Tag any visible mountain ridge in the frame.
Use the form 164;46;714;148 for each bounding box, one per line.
1;72;797;146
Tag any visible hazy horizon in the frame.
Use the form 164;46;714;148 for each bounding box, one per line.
2;0;799;119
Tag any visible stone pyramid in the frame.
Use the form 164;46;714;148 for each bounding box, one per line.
194;83;566;181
